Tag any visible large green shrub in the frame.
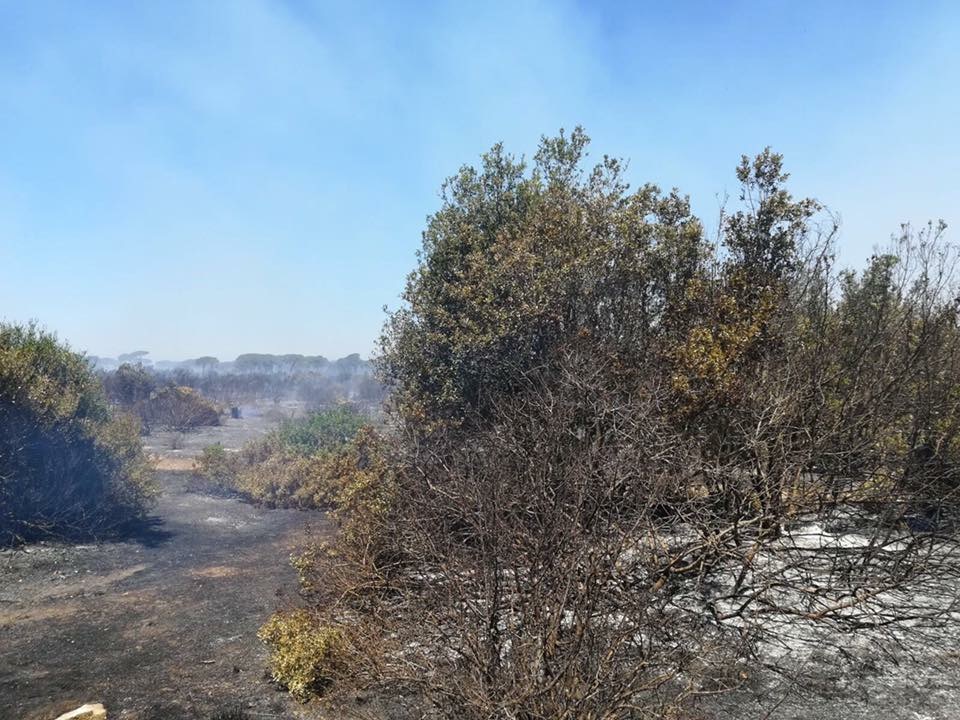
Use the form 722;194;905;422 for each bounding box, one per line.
377;127;706;430
0;322;154;543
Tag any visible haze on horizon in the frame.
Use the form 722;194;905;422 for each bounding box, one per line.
1;0;958;360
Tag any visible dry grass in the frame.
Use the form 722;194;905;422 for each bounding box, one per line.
150;455;197;472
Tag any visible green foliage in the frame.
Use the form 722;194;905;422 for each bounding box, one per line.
0;322;154;543
258;609;347;698
194;405;372;508
274;403;367;456
725;148;820;281
378;126;706;429
379;133;839;433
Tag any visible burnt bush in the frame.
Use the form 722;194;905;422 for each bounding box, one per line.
296;133;960;717
207;710;251;720
0;322;154;544
143;385;221;431
104;364;222;432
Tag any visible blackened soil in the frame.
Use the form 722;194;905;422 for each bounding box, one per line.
0;470;330;720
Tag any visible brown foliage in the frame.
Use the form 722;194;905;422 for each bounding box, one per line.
297;137;960;716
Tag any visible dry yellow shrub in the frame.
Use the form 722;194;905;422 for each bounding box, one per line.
257;608;347;699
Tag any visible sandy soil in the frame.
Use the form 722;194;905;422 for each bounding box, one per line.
0;408;328;720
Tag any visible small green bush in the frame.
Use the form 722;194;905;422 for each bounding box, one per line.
274;404;367;455
195;405;371;508
258;608;347;698
194;444;238;488
0;322;154;544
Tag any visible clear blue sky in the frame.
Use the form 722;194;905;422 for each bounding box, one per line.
1;1;957;361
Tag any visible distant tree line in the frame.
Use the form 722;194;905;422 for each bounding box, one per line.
92;351;367;376
94;352;383;409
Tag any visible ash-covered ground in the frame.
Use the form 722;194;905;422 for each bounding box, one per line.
0;405;329;720
141;400;307;467
3;404;960;719
702;622;960;719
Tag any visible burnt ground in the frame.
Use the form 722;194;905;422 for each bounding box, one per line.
3;405;960;719
0;408;330;720
704;633;960;720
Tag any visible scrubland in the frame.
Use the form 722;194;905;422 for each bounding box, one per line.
4;129;960;719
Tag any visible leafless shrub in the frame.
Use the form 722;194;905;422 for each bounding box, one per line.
309;339;960;718
145;386;221;431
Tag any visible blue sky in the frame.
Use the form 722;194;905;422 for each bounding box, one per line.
0;1;957;360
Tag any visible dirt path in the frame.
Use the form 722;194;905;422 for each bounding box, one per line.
0;470;329;720
5;406;957;720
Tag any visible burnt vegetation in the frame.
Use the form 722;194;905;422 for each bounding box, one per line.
103;363;222;433
5;129;960;719
0;323;154;544
264;130;960;718
97;352;384;411
194;404;375;508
